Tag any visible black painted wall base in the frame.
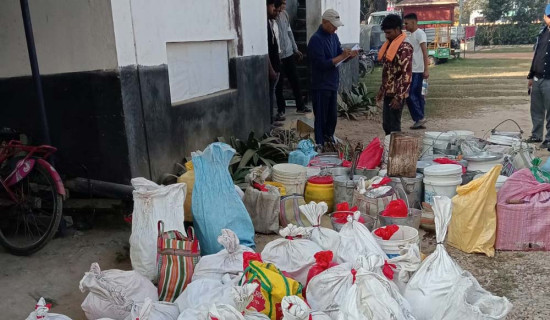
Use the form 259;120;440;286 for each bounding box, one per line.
0;71;131;184
0;54;270;184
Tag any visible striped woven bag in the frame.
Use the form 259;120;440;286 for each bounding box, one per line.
156;220;200;302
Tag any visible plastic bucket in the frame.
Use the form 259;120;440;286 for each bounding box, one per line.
423;132;454;156
423;164;463;183
377;208;422;230
389;173;424;209
423;177;462;206
373;225;420;258
467;160;503;173
333;175;365;210
305;176;334;209
273;164;307;195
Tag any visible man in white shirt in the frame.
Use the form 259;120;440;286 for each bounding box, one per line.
404;13;429;129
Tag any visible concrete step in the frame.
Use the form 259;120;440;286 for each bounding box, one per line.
297;7;306;19
293;29;307;42
294;18;307;29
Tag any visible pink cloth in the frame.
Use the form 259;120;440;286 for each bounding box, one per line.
495;169;550;251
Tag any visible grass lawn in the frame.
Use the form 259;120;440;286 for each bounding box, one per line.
362;57;529;118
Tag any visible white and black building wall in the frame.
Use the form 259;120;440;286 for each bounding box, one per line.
0;0;271;184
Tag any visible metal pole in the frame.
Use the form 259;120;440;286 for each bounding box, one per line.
458;0;464;26
20;0;51;145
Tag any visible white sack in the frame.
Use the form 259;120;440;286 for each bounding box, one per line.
177;283;261;320
337;254;415;320
130;178;186;280
300;202;341;257
26;297;72;320
124;298;180;320
261;224;322;285
192;229;254;282
337;211;386;264
387;243;422;293
404;196;463;320
174;274;237;312
79;263;158;320
306;262;355;319
432;271;512;320
281;296;331;320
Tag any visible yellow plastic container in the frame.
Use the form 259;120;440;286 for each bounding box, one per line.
265;181;287;196
304;176;334;209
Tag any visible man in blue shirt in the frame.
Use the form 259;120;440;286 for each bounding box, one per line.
308;9;357;146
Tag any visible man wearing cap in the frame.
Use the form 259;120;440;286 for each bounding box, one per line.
307;9;357;147
527;5;550;150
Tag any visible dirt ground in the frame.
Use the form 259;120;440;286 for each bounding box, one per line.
3;50;550;319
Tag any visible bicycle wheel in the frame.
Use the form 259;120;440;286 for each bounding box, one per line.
0;161;63;255
365;59;375;74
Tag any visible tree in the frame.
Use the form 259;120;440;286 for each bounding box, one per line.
361;0;387;21
484;0;547;23
511;0;547;24
484;0;511;22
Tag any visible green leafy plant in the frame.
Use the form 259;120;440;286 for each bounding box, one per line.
338;82;377;120
218;132;290;186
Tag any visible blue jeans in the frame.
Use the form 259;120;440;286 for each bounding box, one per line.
406;73;425;122
312;89;337;145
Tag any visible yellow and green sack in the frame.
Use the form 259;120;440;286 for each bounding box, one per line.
241;260;303;320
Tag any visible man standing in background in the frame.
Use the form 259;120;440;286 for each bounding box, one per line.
403;13;429;130
267;0;285;127
377;14;413;135
308;9;357;147
275;0;312;117
526;5;550;149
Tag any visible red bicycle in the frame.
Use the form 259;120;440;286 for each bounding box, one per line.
0;139;65;255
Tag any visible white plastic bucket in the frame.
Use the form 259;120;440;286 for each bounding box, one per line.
467;159;503;173
373;225;420;258
423;177;462;206
423;164;463;183
423;132;454;156
273;164;307;195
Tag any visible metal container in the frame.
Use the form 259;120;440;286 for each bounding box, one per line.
354;168;380;179
330;211;376;232
333;175;365;210
463;152;503;162
389;174;424;209
377;208;422;230
326;166;350;177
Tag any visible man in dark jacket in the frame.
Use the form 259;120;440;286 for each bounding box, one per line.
527;4;550;149
267;0;284;127
307;9;357;146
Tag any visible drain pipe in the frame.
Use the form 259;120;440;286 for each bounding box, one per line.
20;0;51;146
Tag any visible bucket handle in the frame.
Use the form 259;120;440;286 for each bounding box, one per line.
393;183;411;213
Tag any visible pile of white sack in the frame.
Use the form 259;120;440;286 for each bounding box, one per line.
41;182;512;320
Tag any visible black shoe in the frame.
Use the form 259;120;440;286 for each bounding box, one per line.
525;136;542;143
541;140;550;149
296;107;312;114
271;121;284;128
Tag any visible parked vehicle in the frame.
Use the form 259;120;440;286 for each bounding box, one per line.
359;49;377;77
419;20;453;65
0;129;65;255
